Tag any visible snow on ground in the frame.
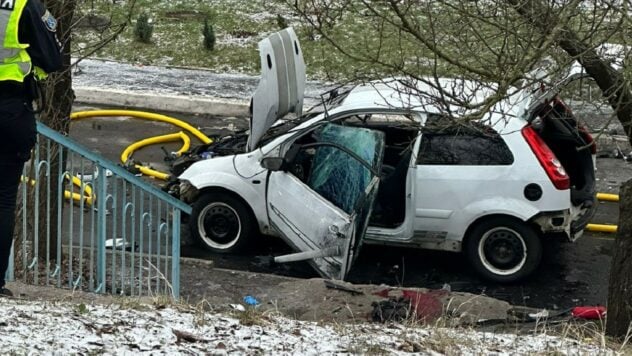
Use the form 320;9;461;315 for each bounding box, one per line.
0;297;614;355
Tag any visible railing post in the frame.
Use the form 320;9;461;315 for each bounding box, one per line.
6;243;14;282
171;208;181;299
33;141;40;285
96;165;107;293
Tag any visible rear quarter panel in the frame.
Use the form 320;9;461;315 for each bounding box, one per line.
415;129;572;242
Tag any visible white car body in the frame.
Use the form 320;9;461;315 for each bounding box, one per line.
175;29;595;282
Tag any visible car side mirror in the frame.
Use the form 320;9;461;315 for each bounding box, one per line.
260;157;286;171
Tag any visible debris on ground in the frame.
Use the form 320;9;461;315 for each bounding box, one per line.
371;289;448;323
262;279;514;326
572;306;607;320
243;295;260;306
324;279;364;295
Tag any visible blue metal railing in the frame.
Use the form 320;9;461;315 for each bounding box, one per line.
8;122;191;298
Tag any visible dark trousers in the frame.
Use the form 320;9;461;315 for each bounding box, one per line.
0;97;36;288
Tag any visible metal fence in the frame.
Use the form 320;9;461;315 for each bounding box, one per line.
7;122;191;299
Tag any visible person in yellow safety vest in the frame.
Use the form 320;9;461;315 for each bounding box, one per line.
0;0;62;297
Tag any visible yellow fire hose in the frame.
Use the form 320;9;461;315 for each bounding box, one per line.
586;224;617;233
70;110;212;144
595;192;619;202
120;131;191;181
22;174;95;206
22;109;213;207
585;193;620;234
70;110;213;181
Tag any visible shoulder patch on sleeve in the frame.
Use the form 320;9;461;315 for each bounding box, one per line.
0;0;15;11
41;10;57;32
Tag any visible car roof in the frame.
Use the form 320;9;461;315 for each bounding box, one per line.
269;78;536;149
338;78;531;134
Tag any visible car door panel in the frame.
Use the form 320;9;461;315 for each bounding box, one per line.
266;123;384;280
268;172;356;279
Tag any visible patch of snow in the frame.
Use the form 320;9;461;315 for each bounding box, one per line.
247;11;276;22
0;298;615;355
218;34;255;47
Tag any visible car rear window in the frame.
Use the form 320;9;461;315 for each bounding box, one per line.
417;117;514;166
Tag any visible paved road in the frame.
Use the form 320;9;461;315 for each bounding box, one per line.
67;110;632;311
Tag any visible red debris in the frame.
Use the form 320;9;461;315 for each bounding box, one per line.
571;306;606;320
402;290;448;321
373;288;448;322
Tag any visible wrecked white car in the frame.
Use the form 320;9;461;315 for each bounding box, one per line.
167;28;596;282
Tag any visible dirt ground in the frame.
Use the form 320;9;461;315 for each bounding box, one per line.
176;260;517;325
5;259;520;329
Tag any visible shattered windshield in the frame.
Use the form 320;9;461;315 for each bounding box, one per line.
307;124;384;214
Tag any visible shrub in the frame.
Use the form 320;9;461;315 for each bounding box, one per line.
202;18;215;51
134;13;153;44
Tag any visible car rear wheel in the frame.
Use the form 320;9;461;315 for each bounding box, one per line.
466;217;542;283
190;192;255;253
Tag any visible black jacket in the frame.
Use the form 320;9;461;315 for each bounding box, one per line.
18;0;63;74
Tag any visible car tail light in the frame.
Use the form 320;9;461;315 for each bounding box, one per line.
522;126;570;190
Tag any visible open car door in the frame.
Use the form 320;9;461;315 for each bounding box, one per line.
266;124;384;280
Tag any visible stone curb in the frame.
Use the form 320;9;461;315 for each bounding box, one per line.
74;86;250;117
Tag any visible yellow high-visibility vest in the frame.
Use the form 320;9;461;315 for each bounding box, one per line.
0;0;32;83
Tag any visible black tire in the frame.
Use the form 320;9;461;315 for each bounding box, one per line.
190;191;255;254
465;217;542;283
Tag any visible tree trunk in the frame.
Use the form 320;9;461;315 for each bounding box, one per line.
41;2;75;132
36;0;76;260
505;0;632;338
607;179;632;338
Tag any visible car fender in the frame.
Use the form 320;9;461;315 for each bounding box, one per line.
452;198;540;240
184;169;269;234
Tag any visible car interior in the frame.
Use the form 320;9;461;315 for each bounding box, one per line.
342;114;420;228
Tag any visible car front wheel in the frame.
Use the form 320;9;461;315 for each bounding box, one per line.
190;192;255;253
465;217;542;283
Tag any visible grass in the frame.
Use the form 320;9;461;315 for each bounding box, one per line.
72;0;461;80
235;307;269;326
74;1;303;75
73;1;630;84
